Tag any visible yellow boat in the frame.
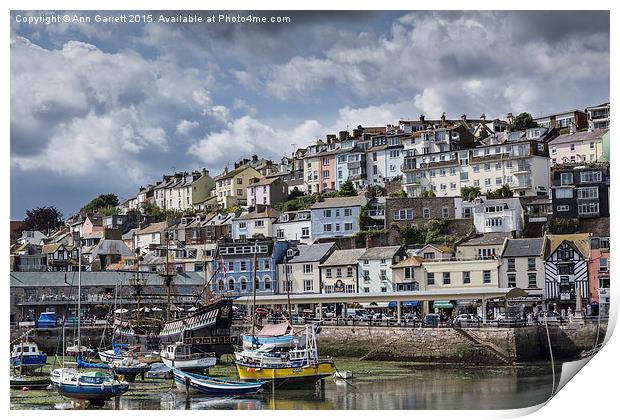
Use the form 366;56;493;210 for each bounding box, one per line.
235;359;335;386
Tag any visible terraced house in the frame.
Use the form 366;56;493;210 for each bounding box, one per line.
278;242;337;294
319;248;366;293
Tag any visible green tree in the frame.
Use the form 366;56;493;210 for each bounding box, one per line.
366;185;386;198
420;190;436;198
460;186;481;201
100;206;121;216
80;194;120;214
142;201;166;221
509;112;539;131
337;180;357;197
389;190;408;198
22;206;64;233
487;185;513;199
287;187;305;200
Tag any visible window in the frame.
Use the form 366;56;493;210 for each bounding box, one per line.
240;278;247;290
558;264;574;275
483;270;491;283
240;261;247;271
423;208;430;219
443;272;451;285
496;177;502;185
301;227;310;238
404;267;415;279
450;182;457;190
303;264;313;274
264;277;271;290
304;279;313;291
363;270;370;281
255;220;264;227
495;162;502;170
485;178;491;186
441;207;450;218
570;144;575;151
394;209;413;220
363;287;370;293
557;205;570;212
577;187;598;199
484;163;491;172
578;202;599;216
600;258;608;272
380;270;387;281
363;260;369;265
508;274;516;288
344;208;352;217
325;268;332;278
555;188;573;199
323;224;332;232
264;260;270;270
560;172;573;185
344;223;353;231
423;252;436;260
228;261;234;272
580;171;602;182
322;170;330;178
462;271;471;284
347;266;353;277
427;272;435;285
527;258;536;271
473;165;480;173
323;210;332;218
474;180;480;187
336;268;342;277
507;258;516;271
228;278;235;291
528;273;537;288
236;178;243;185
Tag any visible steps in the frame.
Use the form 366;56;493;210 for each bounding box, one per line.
452;327;512;365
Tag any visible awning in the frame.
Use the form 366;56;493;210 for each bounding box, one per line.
363;302;390;309
433;301;454;309
388;301;420;308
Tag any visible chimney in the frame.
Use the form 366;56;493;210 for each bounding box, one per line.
419;114;425;124
339;130;349;141
352;128;363;138
506;113;514;127
440;112;446;126
480;114;487;123
252;154;258;162
461;114;467;123
234;162;240;169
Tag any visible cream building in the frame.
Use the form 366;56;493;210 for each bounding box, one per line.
422;258;500;290
278;243;337;294
319;248;366;294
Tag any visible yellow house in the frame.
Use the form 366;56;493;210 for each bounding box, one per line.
214;164;263;208
391;256;425;291
455;232;512;260
422;258;500;289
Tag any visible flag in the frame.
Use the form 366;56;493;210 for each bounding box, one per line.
220;257;227;278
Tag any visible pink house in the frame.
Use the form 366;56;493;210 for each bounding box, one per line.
588;236;610;314
82;214;104;236
319;151;337;192
548;129;609;166
247;177;288;207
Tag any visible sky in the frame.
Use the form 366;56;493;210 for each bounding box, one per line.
10;10;610;219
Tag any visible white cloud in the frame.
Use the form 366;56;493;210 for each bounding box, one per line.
176;120;200;135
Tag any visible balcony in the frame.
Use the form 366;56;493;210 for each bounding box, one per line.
512;164;531;174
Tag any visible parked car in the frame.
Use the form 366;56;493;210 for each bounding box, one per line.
403;313;419;321
537;311;561;324
423;313;440;327
454;313;482;327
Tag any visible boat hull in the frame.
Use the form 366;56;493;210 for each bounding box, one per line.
10;376;50;389
172;370;265;395
98;350;125;363
161;355;217;371
11;355;47;371
56;382;129;401
235;361;335;388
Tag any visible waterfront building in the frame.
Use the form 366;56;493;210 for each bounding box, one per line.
358;246;408;293
421;258;500;290
319;248;366;293
533;109;587;131
550;162;610;219
402;127;556;198
391;256;425;291
543;234;590;313
247;177;288;207
413;244;454;261
586;101;610;131
589;234;610;315
10;243;46;272
231;208;280;240
548;129;609;165
41;243;81;272
472;197;523;236
310;195;368;240
499;238;545;310
385;197;459;229
213;239;289;295
455;232;513;260
278;242;338;294
273;210;312;244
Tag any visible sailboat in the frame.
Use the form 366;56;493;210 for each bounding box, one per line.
52;245;129;405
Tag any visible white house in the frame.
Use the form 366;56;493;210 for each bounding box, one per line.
231;208;280;240
472;197;523;236
273;210;312;244
18;230;47;245
358;246;408;293
135;221;167;253
500;238;545;311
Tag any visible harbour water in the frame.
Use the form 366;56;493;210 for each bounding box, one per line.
11;359;558;410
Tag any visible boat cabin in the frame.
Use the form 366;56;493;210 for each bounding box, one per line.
11;342;42;357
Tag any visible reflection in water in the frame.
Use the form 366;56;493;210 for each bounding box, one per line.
13;365;558;410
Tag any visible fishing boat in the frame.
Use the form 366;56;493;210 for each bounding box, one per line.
235;324;335;388
160;341;217;371
98;343;131;363
241;322;295;348
10;341;47;372
172;369;266;395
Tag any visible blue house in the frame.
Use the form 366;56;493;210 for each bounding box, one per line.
213;239;290;296
310;195;368;241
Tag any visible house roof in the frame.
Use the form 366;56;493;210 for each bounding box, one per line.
249;177;280;187
319;248;366;267
82;231;104;240
311;195;367;209
42;243;65;254
360;245;403;260
501;238;545;258
287;242;336;263
391;256;424;268
545;234;590;259
548;129;609;145
236;208;280;221
473;198;521;213
458;232;512;246
121;228;138;241
90;239;134;259
137;222;167;235
418;244;453;254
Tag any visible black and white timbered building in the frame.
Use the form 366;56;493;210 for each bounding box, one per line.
544;237;589;312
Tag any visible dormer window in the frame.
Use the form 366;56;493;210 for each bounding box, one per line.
287;249;295;258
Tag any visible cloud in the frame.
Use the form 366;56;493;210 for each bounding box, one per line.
176;120;200;135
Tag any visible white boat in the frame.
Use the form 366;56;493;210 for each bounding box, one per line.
160;342;217;371
10;341;47;372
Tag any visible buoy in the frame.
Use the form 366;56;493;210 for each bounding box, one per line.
22;386;29;392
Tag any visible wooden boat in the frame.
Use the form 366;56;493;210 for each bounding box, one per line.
161;341;217;371
173;369;266;395
10;375;50;389
110;357;151;382
235;324;335;388
10;342;47;372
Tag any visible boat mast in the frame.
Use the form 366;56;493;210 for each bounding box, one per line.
164;186;171;322
77;245;81;353
251;241;258;341
284;255;292;320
